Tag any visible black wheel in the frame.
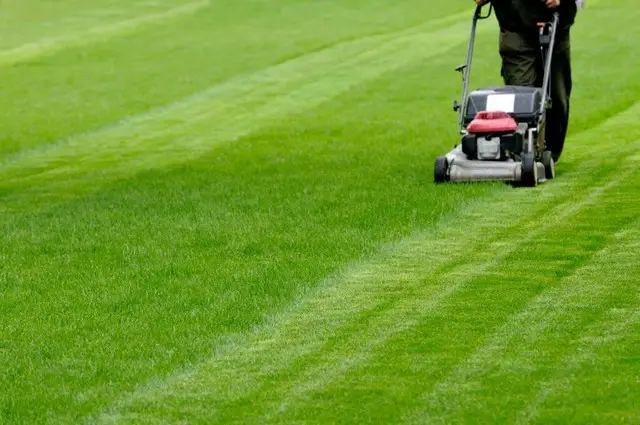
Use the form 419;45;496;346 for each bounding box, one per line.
520;153;537;187
542;150;555;180
434;156;449;183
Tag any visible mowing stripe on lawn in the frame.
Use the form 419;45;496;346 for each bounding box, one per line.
518;307;640;425
245;123;640;422
5;2;636;422
515;299;640;423
88;101;640;424
0;10;482;208
401;192;640;425
249;149;640;425
0;2;474;162
0;1;210;67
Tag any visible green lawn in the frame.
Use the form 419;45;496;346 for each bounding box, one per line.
1;1;639;424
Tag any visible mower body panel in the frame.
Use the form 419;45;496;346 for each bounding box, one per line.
463;85;543;126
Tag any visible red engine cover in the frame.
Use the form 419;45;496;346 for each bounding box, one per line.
467;111;518;134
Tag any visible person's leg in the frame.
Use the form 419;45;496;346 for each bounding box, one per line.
499;28;572;163
498;29;542;87
498;30;546;155
546;30;572;162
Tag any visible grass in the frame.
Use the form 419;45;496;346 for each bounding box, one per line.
1;0;639;424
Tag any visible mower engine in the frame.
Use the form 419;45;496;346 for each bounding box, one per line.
460;86;545;162
462;111;525;160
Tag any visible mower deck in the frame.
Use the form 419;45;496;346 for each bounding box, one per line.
436;145;547;185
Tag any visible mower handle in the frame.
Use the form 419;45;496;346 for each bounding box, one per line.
454;4;492;133
454;5;559;135
538;12;560;121
475;3;493;20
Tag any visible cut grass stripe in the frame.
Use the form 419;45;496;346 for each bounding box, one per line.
516;293;640;423
0;1;210;67
2;2;638;423
522;308;640;425
87;103;640;424
401;190;640;425
251;152;640;425
0;11;481;207
0;1;470;161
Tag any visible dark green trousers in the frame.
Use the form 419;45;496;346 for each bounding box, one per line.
499;28;572;162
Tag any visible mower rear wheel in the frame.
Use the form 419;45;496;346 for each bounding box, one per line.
520;153;537;187
434;156;449;183
542;150;555;180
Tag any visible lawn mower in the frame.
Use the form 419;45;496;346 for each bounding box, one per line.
433;4;559;187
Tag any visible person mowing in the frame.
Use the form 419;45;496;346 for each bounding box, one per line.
474;0;578;163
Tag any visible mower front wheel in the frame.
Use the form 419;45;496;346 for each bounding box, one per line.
542;150;555;180
434;156;449;183
520;153;537;187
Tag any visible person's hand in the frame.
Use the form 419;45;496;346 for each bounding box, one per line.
544;0;560;7
475;0;489;6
